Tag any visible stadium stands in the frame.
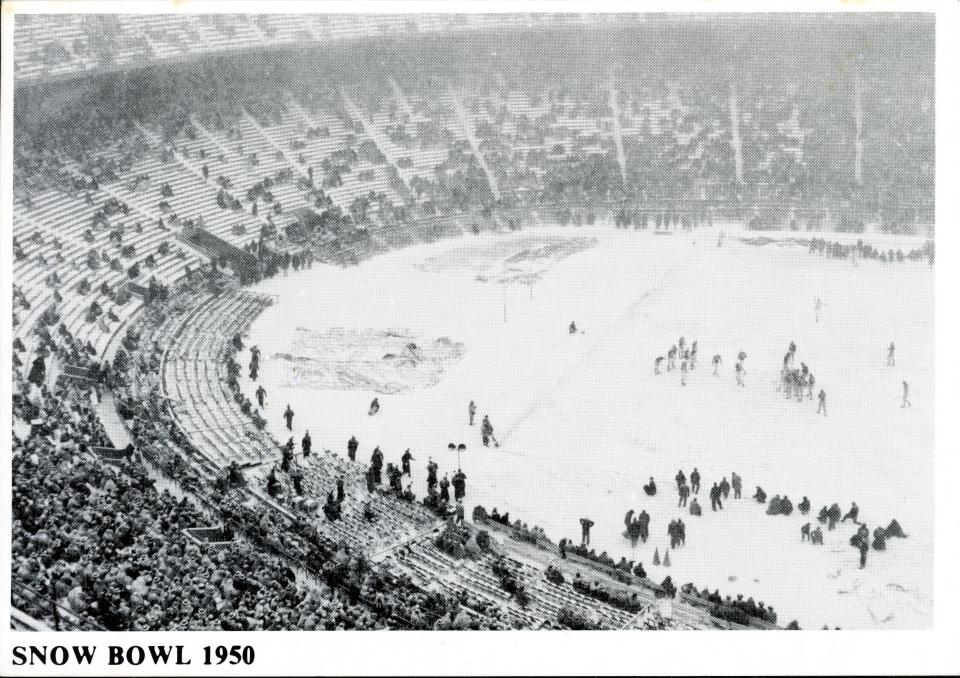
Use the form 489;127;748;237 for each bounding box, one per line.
11;13;933;631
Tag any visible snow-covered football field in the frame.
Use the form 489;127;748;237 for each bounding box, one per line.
244;224;934;629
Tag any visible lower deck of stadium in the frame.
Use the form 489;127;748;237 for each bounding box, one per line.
241;224;934;630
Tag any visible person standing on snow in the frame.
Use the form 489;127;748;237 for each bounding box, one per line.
690;468;701;494
731;472;742;499
580;517;595;546
481;415;499;447
719;477;731;500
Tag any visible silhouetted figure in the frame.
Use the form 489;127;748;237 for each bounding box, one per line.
580;517;594;546
810;526;824;545
710;483;723;511
302;430;312;457
719;477;731;500
481;415;499;447
452;469;466;501
885;519;908;539
731;472;742;499
370;447;383;484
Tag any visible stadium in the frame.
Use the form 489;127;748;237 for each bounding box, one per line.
10;13;934;631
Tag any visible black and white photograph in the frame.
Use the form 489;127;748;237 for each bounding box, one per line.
2;2;958;675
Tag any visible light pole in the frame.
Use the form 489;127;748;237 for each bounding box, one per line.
449;442;466;470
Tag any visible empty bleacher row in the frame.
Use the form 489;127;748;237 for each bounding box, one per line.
161;291;277;469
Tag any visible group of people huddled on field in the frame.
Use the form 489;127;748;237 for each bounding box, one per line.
776;341;828;415
654;335;752;389
746;483;910;569
808;237;934;266
577;467;744;569
572;456;910;620
654;335;698;386
654;329;913;417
